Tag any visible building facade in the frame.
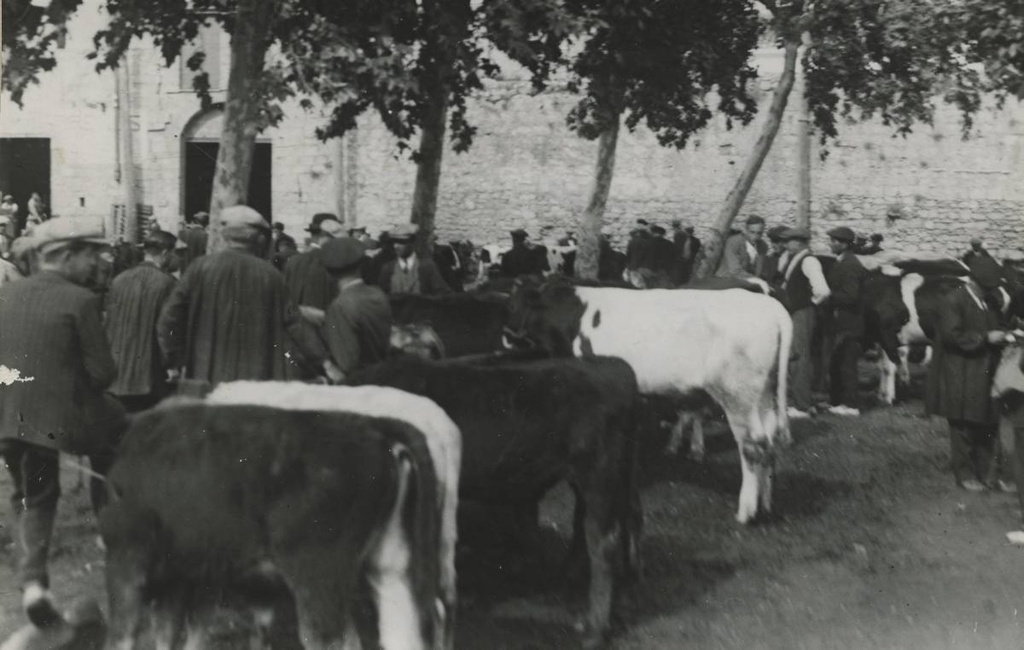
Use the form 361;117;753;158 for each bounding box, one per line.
2;2;1022;257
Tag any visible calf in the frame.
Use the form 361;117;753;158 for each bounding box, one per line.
347;355;642;648
507;278;792;524
101;403;444;650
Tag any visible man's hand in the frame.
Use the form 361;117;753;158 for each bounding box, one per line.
166;368;182;383
299;306;326;326
323;360;345;384
987;330;1009;345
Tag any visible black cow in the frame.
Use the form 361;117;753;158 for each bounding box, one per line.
347;355;642;648
101;402;445;650
389;291;512;358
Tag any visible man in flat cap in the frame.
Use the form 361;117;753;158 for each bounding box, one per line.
670;221;701;285
716;214;768;280
927;256;1012;491
316;237;393;383
377;223;452;295
598;225;627;283
780;227;832;417
158;206;308;387
825;226;868;416
500;228;549;279
177;210;210;271
0;216;126;629
104;229;179;413
626;220;653;279
761;225;790;289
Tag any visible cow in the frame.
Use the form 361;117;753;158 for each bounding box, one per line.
206;382;463;647
389;291;512;358
101;402;446;650
506;278;792;525
346;355;643;648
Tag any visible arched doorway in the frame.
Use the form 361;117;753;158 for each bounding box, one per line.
181;107;273;221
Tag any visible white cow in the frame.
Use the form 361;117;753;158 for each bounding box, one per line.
207;383;462;647
508;282;792;523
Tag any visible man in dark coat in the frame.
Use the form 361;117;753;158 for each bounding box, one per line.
285;215;345;311
825;226;868;415
104;230;178;413
761;225;790;289
926;257;1011;491
670;221;702;285
715;215;768;279
598;226;626;282
635;225;676;288
378;223;453;295
317;237;393;383
157;206;307;387
177;211;209;271
500;228;548;278
0;216;126;629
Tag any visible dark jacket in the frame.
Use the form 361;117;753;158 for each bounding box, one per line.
157;249;304;385
0;272;121;454
379;257;453;295
501;244;547;278
598;241;626;282
104;262;177;397
716;232;767;279
322;281;393;375
826;252;867;340
284;248;338;310
177;224;208;270
925;284;1001;424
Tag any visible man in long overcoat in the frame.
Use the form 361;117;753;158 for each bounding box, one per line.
0;216;126;629
157;206;307;387
926;256;1011;491
825;226;868;415
104;230;178;412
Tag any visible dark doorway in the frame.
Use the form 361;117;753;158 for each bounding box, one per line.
183;141;272;221
0;138;51;232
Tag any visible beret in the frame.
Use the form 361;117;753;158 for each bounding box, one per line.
781;227;811;241
826;226;856;243
33;216;107;252
319;237;367;271
220;205;270;231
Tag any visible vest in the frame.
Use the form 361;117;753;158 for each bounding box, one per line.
783;250;813;313
390;258;421;294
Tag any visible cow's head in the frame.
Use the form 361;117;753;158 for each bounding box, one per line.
863;271;909;363
506;277;585;357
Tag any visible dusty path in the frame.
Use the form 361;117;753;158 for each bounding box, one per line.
3;400;1024;649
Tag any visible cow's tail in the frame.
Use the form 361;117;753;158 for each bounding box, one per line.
392;441;446;650
776;308;793;446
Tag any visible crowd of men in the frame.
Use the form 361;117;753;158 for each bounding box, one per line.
1;201;1023;638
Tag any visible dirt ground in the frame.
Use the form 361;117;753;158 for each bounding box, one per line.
3;367;1024;649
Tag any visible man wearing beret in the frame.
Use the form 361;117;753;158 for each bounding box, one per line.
926;256;1012;491
716;215;768;280
158;206;308;387
318;237;393;383
0;216;126;629
825;226;868;416
780;228;832;417
378;223;452;295
104;230;179;413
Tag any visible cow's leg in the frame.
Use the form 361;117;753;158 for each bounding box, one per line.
366;466;425;650
897;345;912;387
274;547;361;650
104;546;149;650
150;589;189;650
725;403;773;524
573;474;620;649
877;347;897;405
688;414;706;462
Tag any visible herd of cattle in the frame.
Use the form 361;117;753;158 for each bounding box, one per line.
87;245;1024;650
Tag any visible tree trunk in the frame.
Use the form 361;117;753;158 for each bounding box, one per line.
796;31;813;230
694;38;800;279
410;80;449;258
576;113;621;281
206;0;274;253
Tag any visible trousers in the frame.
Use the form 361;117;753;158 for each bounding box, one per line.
789;307;816;411
947;419;998;486
829;336;862;408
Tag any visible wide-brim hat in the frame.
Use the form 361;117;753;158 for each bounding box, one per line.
32;216;108;253
319;237;367;271
827;226;856;243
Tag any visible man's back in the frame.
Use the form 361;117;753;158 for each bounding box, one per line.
0;272;116;449
285;248;338;310
158;250;295;385
105;263;177;396
178;225;208;270
325;282;393;373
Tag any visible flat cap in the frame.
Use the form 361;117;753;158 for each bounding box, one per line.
390;223;420;240
827;226;856;243
510;228;529;239
650;225;666;236
767;225;789;242
781;227;811;241
319;237;367;271
220;205;270;231
320;219;346;238
142;230;178;251
32;216;107;252
969;256;1003;290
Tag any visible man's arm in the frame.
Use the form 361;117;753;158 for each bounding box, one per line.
939;291;988;354
802;256;832;305
157;267;193;370
77;294;117;389
323;300;362;379
426;262;453;294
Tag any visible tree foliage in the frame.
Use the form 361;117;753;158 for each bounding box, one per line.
949;0;1024;100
